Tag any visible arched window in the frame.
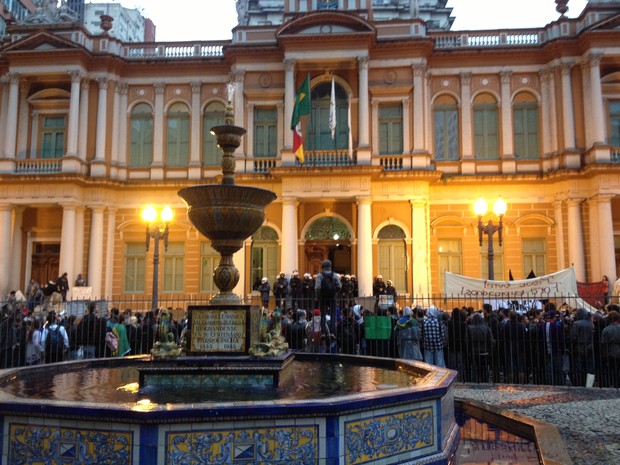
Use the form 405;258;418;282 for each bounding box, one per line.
433;95;459;161
377;225;407;294
473;93;498;160
129;103;153;167
513;92;540;159
166;102;190;167
203;101;225;166
307;81;349;152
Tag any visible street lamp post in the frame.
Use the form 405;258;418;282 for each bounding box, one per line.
474;197;507;281
142;205;174;311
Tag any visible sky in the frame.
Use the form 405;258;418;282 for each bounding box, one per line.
124;0;590;42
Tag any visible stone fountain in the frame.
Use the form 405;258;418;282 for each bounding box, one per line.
139;85;288;389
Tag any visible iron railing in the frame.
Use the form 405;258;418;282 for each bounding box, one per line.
1;292;617;388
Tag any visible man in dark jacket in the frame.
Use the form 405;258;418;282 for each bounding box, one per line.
315;260;342;337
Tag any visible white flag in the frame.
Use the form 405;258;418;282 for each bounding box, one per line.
329;76;336;139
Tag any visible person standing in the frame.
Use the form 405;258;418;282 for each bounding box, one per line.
394;306;422;361
289;270;302;312
314;259;342;336
56;272;70;302
41;311;69;364
258;277;271;310
422;306;446;367
273;272;289;310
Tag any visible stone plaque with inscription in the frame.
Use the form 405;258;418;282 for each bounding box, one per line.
187;305;255;355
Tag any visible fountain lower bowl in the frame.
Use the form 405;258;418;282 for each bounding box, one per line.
0;354;458;465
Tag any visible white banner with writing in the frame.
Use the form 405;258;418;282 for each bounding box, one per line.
444;267;578;299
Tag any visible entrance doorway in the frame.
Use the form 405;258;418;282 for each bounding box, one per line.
304;217;352;275
31;242;60;285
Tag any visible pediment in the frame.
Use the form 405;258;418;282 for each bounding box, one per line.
0;30;82;54
277;11;375;37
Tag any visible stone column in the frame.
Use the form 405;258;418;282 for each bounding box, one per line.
284;59;295;149
78;79;90;162
411;200;430;296
104;208;116;298
356;197;373;297
189;81;202;175
152;82;165;169
67;71;82;157
232;70;245;133
587;197;601;280
412;64;425;152
281;198;299;275
560;63;576;151
596;195;617;282
87;206;105;299
553;200;566;271
0;80;8;151
4;73;20;159
109;82;121;178
17;80;30;159
73;206;85;281
500;71;513;157
358;57;370;147
460;72;473;159
116;83;128;177
59;204;77;285
92;78;109;176
566;198;586;282
0;205;12;296
10;207;24;291
402;97;411;154
587;54;605;146
540;70;552;156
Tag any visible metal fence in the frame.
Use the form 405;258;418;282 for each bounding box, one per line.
1;291;618;389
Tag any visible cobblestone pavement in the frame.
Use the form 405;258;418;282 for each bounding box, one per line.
455;383;620;465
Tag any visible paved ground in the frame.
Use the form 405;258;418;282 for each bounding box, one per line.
455;383;620;465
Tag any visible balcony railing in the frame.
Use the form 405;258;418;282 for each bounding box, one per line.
122;41;226;59
611;147;620;163
432;30;542;49
15;158;62;174
302;150;355;167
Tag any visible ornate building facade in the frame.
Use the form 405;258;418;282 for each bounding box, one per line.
0;0;619;305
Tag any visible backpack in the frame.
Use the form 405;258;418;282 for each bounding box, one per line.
321;272;337;298
46;325;64;352
106;330;119;352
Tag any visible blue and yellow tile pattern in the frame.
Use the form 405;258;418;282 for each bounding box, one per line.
345;406;435;465
166;425;318;464
8;422;133;464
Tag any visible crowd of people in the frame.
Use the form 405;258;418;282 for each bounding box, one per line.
3;264;620;389
0;298;187;369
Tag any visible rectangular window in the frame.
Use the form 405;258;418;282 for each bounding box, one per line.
254;107;278;158
162;242;185;293
166;115;190;166
522;238;546;278
433;106;459;161
610;101;620;147
41;116;66;158
130;117;153;167
438;239;462;292
379;104;403;155
474;105;499;160
200;242;218;294
480;238;504;280
124;243;145;293
514;105;540;159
